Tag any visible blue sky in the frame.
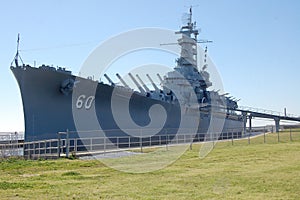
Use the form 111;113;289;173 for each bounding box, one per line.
1;0;300;131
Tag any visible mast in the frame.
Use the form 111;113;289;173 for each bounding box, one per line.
175;7;199;69
11;33;24;67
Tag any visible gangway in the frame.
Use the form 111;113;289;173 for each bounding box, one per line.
235;106;300;133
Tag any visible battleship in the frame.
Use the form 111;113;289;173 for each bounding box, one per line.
11;8;243;144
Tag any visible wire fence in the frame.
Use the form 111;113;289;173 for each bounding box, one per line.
0;128;299;160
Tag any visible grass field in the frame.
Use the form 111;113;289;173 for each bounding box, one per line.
0;131;300;199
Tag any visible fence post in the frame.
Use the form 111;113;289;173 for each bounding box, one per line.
264;130;266;144
14;132;18;156
50;141;52;157
166;135;169;151
104;137;106;154
38;142;41;159
90;138;93;151
44;141;47;158
140;129;143;153
277;131;280;143
57;134;61;158
160;135;162;146
33;142;36;159
248;133;250;145
74;138;77;154
128;136;130;149
66;129;69;158
140;137;143;153
26;144;29;160
189;130;193;150
117;137;119;149
231;132;234;146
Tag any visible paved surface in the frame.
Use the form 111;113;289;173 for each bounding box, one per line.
79;150;142;160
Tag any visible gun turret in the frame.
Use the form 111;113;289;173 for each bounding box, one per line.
136;74;150;92
157;73;163;83
128;73;145;94
104;74;115;86
146;74;159;92
116;73;130;88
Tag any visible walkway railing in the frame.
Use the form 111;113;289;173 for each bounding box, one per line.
239;106;300;118
0;132;24;141
0;132;23;158
1;127;299;160
20;128;245;159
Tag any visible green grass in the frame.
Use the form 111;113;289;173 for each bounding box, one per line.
0;131;300;199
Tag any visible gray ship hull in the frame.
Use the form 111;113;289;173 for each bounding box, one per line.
12;66;243;143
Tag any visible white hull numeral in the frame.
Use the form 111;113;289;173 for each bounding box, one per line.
76;95;95;109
